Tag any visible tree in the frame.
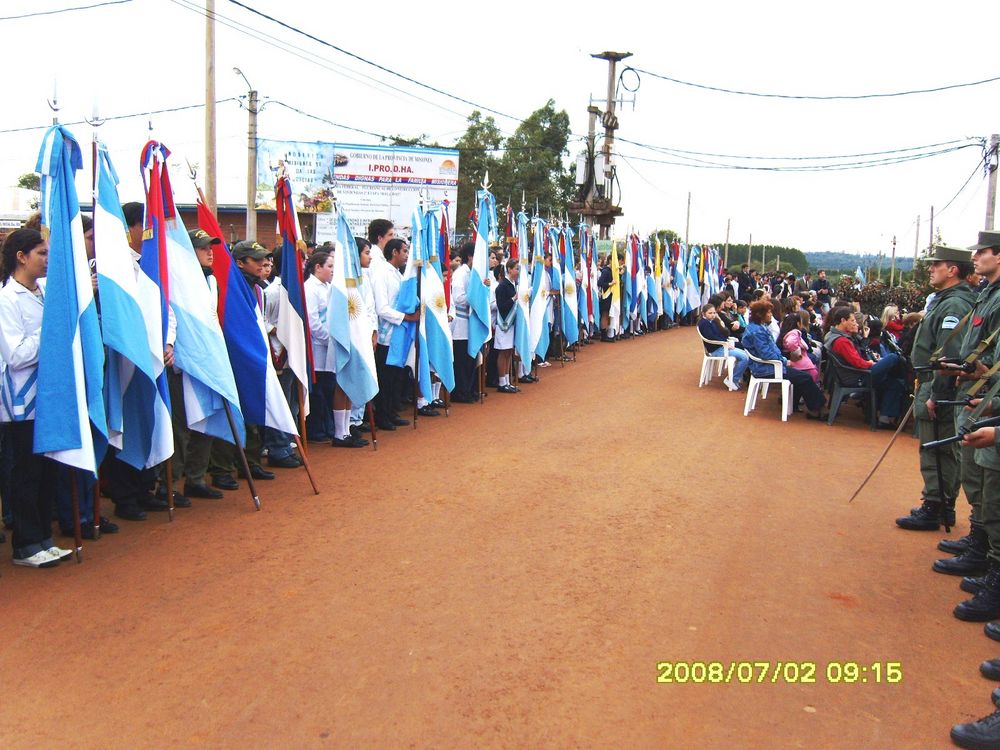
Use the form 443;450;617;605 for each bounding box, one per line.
453;111;503;232
16;172;39;191
497;100;571;220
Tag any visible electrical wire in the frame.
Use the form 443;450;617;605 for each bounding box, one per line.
628;66;1000;100
225;0;525;123
0;0;132;21
0;98;240;135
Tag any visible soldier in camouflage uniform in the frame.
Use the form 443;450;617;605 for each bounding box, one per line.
896;245;976;531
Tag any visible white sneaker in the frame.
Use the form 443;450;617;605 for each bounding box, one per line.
46;546;74;561
13;550;60;568
723;378;740;391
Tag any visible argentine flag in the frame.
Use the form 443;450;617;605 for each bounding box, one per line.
467;191;494;358
674;244;689;316
327;207;379;406
685;245;702;314
514;212;533;373
94;142;172;469
421;208;455;392
34;125;107;473
561;227;579;345
141;142;243;444
529;219;550;360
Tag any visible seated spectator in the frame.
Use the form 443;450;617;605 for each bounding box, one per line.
778;312;821;384
698;303;749;391
823;307;907;428
767;300;782;341
741;300;826;418
736;299;749;331
896;311;923;358
881;304;903;341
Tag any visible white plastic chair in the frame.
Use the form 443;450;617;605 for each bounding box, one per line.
743;351;793;420
697;331;734;388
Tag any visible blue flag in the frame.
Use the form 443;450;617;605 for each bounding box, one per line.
34;125;107;473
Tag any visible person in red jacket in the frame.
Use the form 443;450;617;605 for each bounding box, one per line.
823;307;906;428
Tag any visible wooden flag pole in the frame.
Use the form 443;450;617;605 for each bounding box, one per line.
223;401;260;510
70;472;83;563
92;481;101;540
297;382;308;458
366;402;378;451
164;456;175;521
291;435;319;494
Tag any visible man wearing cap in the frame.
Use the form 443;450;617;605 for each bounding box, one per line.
934;231;1000;622
896;245;976;532
206;240;279;485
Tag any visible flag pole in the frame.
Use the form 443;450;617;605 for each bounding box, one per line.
70;471;83;563
291;435;319;494
223;401;261;510
87;112;105;538
413;252;422;429
366;401;378;450
297;383;308;458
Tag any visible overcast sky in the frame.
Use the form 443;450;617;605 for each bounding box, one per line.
1;0;997;255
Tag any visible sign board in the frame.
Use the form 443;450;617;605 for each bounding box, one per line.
256;139;458;240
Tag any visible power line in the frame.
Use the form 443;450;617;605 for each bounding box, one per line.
167;0;474;123
629;66;1000;101
617;143;980;172
0;98;239;135
616;135;984;162
0;0;132;21
225;0;524;123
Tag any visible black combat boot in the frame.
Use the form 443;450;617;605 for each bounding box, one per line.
982;659;1000;682
951;703;1000;749
935;526;990;576
956;567;1000;622
985;622;1000;644
897;499;955;531
993;687;1000;707
941;529;976;556
964;565;999;595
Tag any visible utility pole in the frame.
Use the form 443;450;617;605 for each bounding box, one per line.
929;205;934;255
204;0;217;213
584;51;631;239
723;218;730;270
914;215;920;263
235;68;257;240
684;191;691;246
987;134;999;230
889;234;897;287
748;233;752;267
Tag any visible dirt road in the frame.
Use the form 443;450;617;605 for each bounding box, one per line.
0;329;988;748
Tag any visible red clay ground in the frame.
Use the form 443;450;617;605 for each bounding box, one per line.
0;328;991;748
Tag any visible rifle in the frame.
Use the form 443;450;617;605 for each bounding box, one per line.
912;357;976;374
921;414;1000;451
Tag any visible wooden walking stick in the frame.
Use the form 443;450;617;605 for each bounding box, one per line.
366;401;378;451
291;435;319;494
223;401;261;511
70;471;83;563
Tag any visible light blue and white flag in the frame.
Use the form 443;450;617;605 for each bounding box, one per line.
33;125;107;473
141;142;243;444
686;244;702;313
94;141;172;469
421;207;455;392
561;226;579;345
467;190;494;358
514;212;533;372
855;265;866;285
529;218;550;360
328;206;379;406
673;244;689;316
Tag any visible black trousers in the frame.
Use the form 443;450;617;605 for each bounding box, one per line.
452;339;477;400
101;449;155;508
375;344;403;423
4;421;57;555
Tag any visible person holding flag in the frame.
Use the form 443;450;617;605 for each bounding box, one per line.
0;228;74;567
467;189;495;387
326;204;379;447
528;218;551;365
513;212;535;383
371;237;418;428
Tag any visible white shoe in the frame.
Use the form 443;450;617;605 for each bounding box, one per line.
723;378;740;391
46;546;74;561
13;550;60;568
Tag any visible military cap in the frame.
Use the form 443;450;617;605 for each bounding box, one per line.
925;244;972;263
232;240;271;260
188;229;221;248
969;230;1000;253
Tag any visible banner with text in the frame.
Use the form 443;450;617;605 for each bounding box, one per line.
256;139;459;241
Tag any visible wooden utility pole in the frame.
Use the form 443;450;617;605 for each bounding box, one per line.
684;191;691;246
914;215;920;262
986;134;999;230
748;233;752;267
889;235;897;286
723;218;730;270
235;68;258;241
204;0;217;213
929;205;935;254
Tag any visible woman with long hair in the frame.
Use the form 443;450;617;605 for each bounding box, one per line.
0;229;73;567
